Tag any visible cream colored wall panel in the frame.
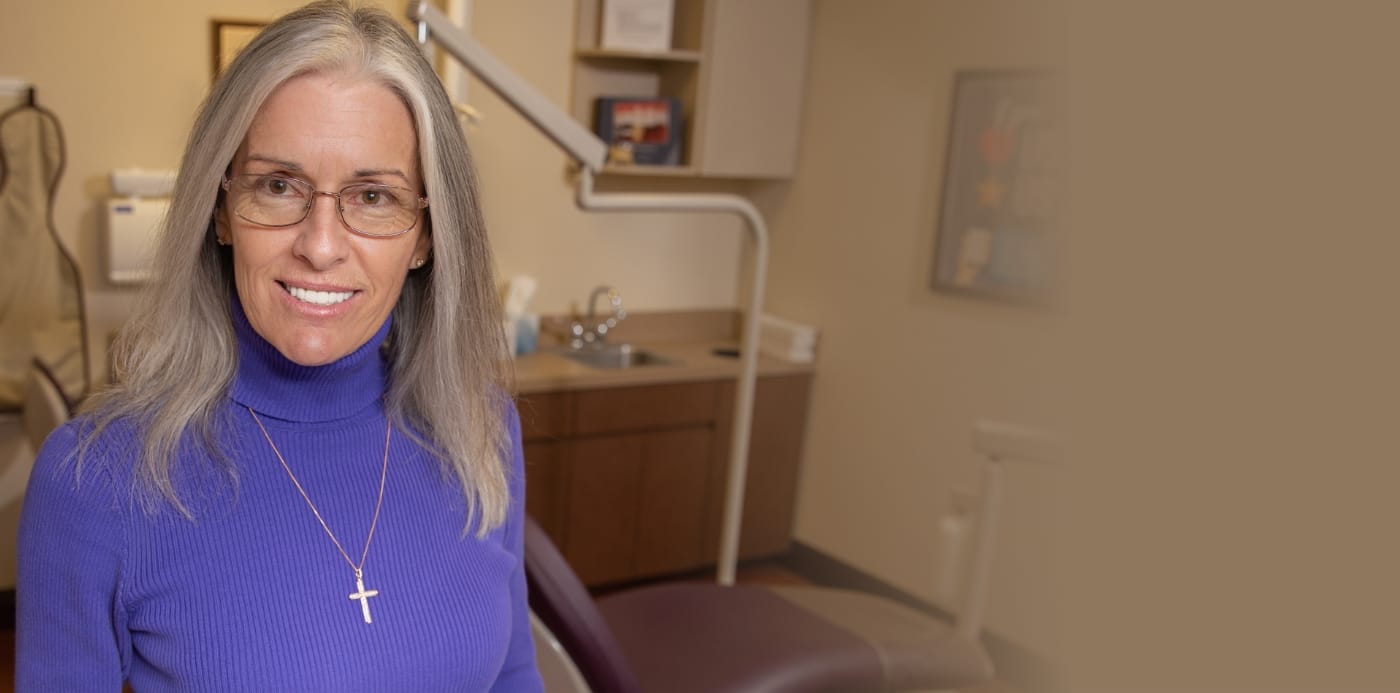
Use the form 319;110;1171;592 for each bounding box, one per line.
761;0;1061;660
694;0;811;178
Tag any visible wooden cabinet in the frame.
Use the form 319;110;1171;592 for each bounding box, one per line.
704;373;812;561
518;373;811;587
564;433;646;584
571;0;812;179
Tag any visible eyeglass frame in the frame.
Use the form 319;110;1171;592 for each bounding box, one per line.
219;173;429;239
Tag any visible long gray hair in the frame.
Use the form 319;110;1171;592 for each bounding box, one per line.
85;1;511;535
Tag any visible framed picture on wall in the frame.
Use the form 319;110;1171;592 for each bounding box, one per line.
931;70;1059;302
211;19;267;79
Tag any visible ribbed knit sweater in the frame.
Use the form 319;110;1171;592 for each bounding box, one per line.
16;304;541;691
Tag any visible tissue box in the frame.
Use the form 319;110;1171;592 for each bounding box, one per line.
758;314;818;364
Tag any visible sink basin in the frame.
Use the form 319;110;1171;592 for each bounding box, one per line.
558;344;677;369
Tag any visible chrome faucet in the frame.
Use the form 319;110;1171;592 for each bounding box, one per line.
569;285;626;349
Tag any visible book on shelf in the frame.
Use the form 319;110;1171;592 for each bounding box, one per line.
594;97;683;167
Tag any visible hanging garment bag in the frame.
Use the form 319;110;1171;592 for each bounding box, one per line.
0;91;88;411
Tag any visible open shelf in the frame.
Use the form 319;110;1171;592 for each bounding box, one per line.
576;48;702;63
571;0;811;180
601;163;699;177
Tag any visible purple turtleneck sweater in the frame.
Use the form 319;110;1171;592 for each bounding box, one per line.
16;304;541;691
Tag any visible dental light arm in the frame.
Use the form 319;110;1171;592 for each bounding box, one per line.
409;2;605;171
410;1;770;586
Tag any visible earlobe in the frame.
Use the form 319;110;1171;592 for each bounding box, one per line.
411;233;432;269
213;207;232;246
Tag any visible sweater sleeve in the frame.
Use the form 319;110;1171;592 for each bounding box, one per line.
16;423;130;691
489;405;544;692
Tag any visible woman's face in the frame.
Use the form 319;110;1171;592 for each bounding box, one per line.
220;71;430;367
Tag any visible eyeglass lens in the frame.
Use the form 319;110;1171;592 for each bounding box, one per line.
225;174;422;237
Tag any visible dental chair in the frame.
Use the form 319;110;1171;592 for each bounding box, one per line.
0;360;73;596
526;421;1056;693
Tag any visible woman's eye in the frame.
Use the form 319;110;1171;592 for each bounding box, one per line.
259;177;295;195
355;187;400;206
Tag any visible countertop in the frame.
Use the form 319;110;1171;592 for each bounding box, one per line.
513;340;814;394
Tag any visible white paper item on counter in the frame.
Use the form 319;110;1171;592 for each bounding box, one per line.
758;313;818;363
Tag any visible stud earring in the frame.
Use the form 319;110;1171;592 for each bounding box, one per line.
413;258;426;268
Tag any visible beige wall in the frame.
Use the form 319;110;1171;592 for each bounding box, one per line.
465;0;744;314
7;0;1061;659
757;0;1061;656
0;0;743;385
1;0;306;380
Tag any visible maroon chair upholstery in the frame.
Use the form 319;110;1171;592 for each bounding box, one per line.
523;518;645;693
523;516;992;693
595;582;885;693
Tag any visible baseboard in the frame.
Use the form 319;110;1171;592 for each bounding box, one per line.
781;541;1058;693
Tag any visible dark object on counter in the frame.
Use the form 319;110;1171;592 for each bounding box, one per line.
711;347;739;359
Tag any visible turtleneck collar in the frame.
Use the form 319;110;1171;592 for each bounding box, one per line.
228;295;392;423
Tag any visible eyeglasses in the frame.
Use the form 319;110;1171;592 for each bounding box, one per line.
221;174;428;238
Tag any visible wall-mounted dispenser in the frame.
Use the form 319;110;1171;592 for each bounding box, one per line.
105;168;175;284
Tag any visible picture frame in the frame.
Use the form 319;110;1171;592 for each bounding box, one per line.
211;19;267;79
599;0;675;53
931;70;1059;302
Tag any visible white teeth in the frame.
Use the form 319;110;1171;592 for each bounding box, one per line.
285;285;354;306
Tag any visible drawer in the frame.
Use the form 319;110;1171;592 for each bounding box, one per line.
571;381;721;435
516;392;569;441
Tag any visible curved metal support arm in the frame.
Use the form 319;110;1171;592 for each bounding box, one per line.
412;3;768;586
410;1;607;171
578;170;768;586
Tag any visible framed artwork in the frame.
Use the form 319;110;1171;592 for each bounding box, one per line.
599;0;674;53
931;70;1059;302
211;20;267;79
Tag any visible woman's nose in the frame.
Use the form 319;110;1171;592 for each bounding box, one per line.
292;192;350;269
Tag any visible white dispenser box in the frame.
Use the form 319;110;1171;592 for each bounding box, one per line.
105;168;175;284
105;198;167;284
758;314;819;363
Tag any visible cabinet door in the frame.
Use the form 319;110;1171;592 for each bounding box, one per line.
706;373;813;560
562;426;717;586
635;427;715;576
518;392;570;441
523;440;569;548
572;381;719;435
563;434;644;586
693;0;811;177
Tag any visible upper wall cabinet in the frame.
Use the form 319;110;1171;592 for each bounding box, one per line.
572;0;812;179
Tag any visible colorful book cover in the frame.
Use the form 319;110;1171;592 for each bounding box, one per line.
594;97;683;166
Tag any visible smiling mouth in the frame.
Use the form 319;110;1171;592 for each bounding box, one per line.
281;282;355;306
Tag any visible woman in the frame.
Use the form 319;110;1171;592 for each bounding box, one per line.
17;2;541;690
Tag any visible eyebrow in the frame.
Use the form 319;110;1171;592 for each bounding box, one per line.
243;155;414;185
352;168;414;185
244;155;302;171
